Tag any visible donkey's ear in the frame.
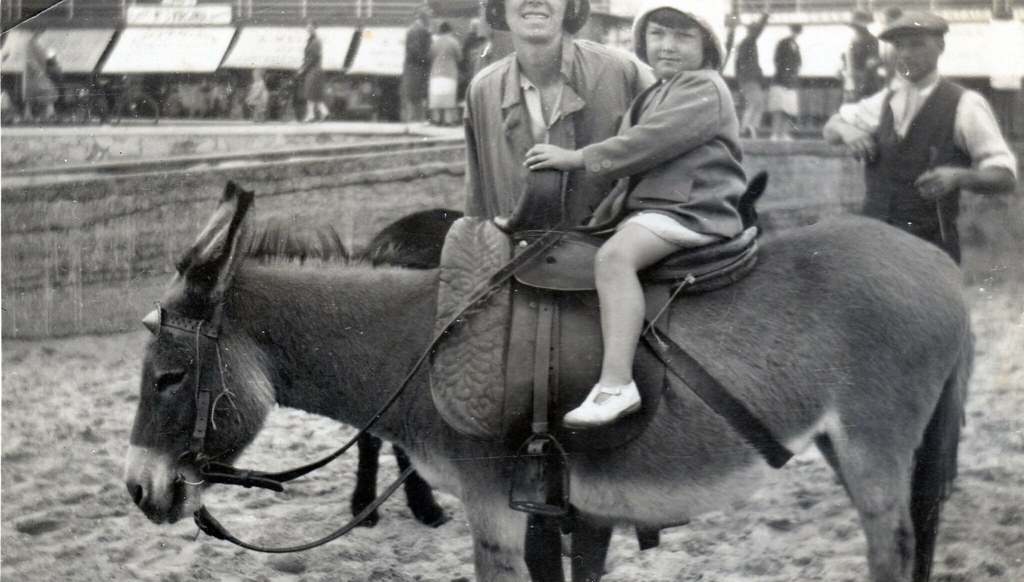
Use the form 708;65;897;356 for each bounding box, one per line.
178;182;254;295
188;181;254;267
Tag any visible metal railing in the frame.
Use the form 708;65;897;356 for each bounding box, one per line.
736;0;1005;14
3;0;1013;29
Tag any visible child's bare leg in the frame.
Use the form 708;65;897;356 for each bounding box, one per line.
594;224;681;386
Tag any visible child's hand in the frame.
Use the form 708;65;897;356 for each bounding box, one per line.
524;144;584;171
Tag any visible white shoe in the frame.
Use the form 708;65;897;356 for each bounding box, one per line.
563;382;641;429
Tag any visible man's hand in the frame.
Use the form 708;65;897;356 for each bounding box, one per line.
823;115;877;162
524;144;583;171
844;132;878;163
915;167;964;200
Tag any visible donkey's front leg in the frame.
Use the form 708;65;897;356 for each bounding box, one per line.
461;463;531;581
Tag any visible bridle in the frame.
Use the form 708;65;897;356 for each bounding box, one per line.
145;300;417;552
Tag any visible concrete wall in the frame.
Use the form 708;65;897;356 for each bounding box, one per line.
0;125;419;170
2;141;466;338
3;138;1022;338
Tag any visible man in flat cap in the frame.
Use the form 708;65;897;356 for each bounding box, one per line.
824;11;1017;262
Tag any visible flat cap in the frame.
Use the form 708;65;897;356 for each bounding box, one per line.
879;11;949;41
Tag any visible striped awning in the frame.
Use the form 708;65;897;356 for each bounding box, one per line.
101;27;235;74
38;28;116;74
347;27;406;76
221;26;356;71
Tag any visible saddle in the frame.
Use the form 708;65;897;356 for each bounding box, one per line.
431;171;786;552
429;218;760;449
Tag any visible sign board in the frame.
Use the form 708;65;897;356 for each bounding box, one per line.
102;27;236;73
126;5;232;26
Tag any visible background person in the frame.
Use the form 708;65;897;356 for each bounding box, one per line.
878;7;904;85
768;24;802;141
402;10;432;122
23;31;57;121
823;11;1017;263
245;69;270;122
841;10;882;103
459;18;489;103
464;0;654;225
734;10;769;138
298;22;327;122
429;21;462;126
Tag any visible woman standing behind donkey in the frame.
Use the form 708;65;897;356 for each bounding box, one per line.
428;21;462;126
525;0;746;428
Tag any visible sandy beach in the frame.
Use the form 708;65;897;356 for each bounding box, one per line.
2;276;1021;581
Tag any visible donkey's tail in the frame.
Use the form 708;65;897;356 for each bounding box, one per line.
910;326;974;582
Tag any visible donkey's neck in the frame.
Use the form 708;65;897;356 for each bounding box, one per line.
229;263;438;441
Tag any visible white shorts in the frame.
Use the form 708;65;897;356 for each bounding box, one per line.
768;86;799;116
619;213;719;248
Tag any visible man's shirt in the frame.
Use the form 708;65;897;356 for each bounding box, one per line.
837;72;1017;177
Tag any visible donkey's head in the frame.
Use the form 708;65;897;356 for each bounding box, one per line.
125;182;276;524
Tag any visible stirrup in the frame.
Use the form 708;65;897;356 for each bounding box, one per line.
509;433;570;517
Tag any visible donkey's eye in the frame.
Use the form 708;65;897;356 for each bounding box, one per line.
154;371;186;393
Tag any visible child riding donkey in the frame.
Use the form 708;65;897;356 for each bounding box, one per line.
525;0;746;428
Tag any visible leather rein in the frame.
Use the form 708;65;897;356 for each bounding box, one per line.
156;227;570;553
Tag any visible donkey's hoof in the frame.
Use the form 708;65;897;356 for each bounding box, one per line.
358;513;380;527
353;507;380;527
414;505;450;528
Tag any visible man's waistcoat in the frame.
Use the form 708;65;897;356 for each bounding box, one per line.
864;79;971;259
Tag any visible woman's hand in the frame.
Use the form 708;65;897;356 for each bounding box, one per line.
524;144;584;171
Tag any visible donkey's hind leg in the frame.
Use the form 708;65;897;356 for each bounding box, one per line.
827;431;916;582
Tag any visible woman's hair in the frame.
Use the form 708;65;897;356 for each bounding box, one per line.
438;21;452;34
485;0;590;35
645;8;719;70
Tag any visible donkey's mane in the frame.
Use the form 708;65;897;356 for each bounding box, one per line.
239;217;350;265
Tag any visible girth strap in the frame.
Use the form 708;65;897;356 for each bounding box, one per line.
532;294;556;434
641;320;793;469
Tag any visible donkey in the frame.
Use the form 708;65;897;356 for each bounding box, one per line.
125;183;972;582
